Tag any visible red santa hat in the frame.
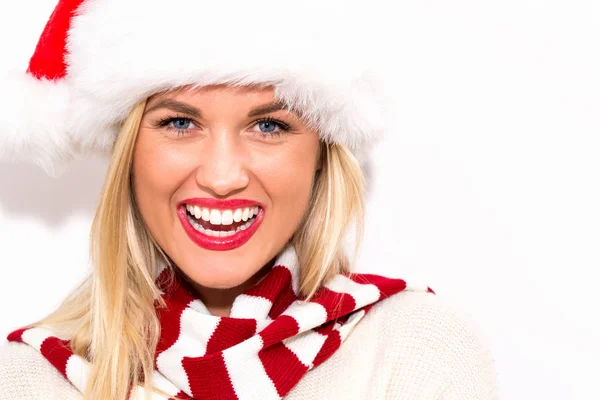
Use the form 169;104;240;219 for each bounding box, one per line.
0;0;388;176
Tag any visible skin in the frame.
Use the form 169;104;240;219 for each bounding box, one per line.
132;85;321;316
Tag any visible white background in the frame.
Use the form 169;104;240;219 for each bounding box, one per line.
1;1;599;399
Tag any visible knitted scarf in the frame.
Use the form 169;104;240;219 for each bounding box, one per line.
7;244;432;399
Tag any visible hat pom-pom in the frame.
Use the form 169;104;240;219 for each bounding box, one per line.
0;71;73;177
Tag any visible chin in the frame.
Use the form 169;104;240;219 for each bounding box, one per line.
189;272;249;290
177;251;258;290
166;228;282;291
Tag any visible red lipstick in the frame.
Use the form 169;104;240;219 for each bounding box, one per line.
177;198;265;251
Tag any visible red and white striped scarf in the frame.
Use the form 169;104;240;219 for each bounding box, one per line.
7;244;432;399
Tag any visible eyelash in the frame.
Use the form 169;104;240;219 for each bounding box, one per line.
156;115;291;138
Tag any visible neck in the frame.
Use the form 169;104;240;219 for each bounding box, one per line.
184;258;276;317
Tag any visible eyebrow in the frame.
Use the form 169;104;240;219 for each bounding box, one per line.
144;99;299;119
145;99;202;118
247;100;296;117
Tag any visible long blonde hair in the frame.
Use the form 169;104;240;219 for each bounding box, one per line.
30;98;366;399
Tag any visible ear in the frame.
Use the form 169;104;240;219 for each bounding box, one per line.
316;141;325;172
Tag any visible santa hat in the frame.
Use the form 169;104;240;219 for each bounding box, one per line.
0;0;388;176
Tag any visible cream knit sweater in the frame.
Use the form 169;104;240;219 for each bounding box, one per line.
0;291;498;399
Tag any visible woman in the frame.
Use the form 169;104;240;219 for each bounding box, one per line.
0;0;497;399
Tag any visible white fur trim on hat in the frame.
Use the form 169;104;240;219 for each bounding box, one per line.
0;71;73;176
1;0;387;175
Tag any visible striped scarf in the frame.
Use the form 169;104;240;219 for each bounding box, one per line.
7;244;432;399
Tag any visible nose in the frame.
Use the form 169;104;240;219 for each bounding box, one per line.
194;130;250;197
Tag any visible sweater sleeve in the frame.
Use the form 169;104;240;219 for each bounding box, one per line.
437;312;498;400
0;341;82;399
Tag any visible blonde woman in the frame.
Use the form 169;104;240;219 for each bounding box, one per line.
0;1;497;399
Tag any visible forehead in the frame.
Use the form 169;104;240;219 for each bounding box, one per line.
144;84;308;124
147;84;277;107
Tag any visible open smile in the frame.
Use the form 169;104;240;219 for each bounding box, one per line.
177;199;265;251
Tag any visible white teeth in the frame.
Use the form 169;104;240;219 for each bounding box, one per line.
233;208;242;223
187;212;255;237
186;205;260;229
221;210;234;225
209;209;221;225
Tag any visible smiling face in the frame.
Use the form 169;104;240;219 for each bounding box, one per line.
132;85;321;290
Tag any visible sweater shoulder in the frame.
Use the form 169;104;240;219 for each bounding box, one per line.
0;341;81;399
0;341;50;378
370;288;496;363
371;288;479;337
366;289;499;399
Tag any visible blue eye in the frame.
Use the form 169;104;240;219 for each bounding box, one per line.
156;116;198;136
258;120;277;133
252;117;291;138
171;118;191;130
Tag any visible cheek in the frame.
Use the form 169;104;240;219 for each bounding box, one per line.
257;144;319;225
131;132;192;236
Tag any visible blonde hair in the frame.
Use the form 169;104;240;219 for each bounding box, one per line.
30;98;366;399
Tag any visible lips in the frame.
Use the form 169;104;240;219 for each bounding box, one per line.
177;198;265;251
